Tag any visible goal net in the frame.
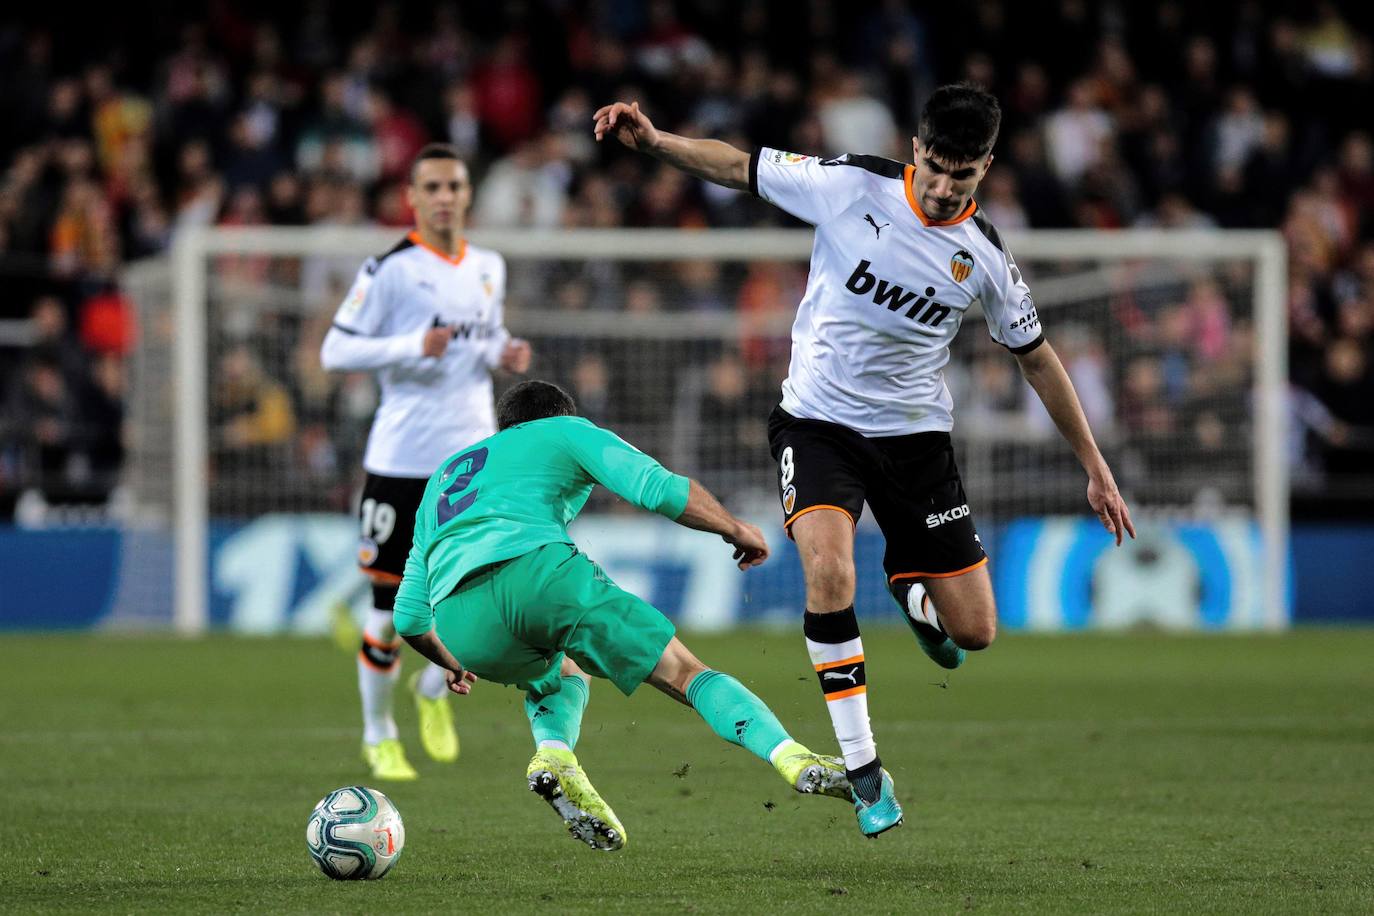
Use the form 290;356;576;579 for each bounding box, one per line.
124;226;1286;633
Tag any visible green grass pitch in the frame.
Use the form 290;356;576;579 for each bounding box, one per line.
2;629;1372;914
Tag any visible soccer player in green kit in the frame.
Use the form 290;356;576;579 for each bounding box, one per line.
392;380;851;851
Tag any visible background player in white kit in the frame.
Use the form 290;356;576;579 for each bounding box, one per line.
595;85;1135;836
321;143;532;780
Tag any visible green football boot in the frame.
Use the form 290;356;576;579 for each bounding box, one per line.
409;671;460;763
900;583;966;670
854;768;904;838
362;738;419;781
771;740;853;800
526;748;626;851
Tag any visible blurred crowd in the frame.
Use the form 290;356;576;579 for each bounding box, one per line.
0;0;1372;517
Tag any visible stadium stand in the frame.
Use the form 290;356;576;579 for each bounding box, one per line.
0;2;1371;518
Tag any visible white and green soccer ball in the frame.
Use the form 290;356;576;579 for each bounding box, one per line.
306;786;405;880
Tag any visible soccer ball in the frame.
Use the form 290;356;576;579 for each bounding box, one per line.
306;786;405;880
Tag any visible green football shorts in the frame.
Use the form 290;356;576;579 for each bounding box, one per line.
432;542;676;699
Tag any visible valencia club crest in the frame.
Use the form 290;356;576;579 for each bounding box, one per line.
950;249;975;283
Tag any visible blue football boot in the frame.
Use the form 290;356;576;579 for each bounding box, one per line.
854;768;904;838
899;582;966;670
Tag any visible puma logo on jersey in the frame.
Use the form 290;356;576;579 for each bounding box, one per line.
845;260;951;327
864;213;889;238
822;667;860;685
926;504;971;528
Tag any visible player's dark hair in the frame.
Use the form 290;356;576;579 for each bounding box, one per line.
917;83;1001;163
410;143;464;182
497;380;577;429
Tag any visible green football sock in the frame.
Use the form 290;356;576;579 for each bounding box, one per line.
684;669;791;764
525;675;590;750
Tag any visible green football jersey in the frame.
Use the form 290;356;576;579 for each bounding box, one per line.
393;415;690;637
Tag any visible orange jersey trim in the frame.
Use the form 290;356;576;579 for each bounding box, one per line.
903;165;977;227
359;566;403;585
784;504;856;531
888;556;989;584
824;685;867;701
814;654;865;673
407;230;468;266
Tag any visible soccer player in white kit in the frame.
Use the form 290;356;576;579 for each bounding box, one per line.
321;144;532;780
594;85;1135;836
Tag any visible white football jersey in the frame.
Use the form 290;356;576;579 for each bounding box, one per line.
752;148;1043;436
329;232;510;477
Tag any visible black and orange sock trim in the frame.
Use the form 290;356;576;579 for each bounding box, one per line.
803;606;866;700
802;605;860;642
813;653;867;700
358;632;401;673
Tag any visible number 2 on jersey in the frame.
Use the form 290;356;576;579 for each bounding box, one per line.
436;447;488;526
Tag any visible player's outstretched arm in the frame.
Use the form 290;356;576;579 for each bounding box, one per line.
675;479;769;570
1015;342;1136;546
400;629;477;696
593;101;750;191
565;422;766;567
392;541;475;694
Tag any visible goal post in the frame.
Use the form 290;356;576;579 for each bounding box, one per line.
164;226;1288;634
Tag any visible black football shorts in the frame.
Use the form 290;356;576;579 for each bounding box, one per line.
356;473;429;603
766;406;988;583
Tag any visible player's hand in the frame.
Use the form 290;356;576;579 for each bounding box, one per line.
500;338;532;373
725;521;769;570
1087;468;1136;547
422;321;451;358
445;668;477;696
593;101;659;152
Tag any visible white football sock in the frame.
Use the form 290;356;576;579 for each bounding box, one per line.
416;661;451;700
804;623;877;771
906;582;944;633
358;608;400;746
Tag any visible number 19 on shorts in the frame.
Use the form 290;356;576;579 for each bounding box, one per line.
360;498;396;545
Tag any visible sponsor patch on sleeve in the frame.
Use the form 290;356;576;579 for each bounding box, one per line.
1008;307;1039;334
772;150;812;166
339;260;376;318
339;282;368;318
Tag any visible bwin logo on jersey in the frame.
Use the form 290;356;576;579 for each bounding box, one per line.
449;322;495;340
845;260;951;327
950;249;975;283
926;504;970;528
